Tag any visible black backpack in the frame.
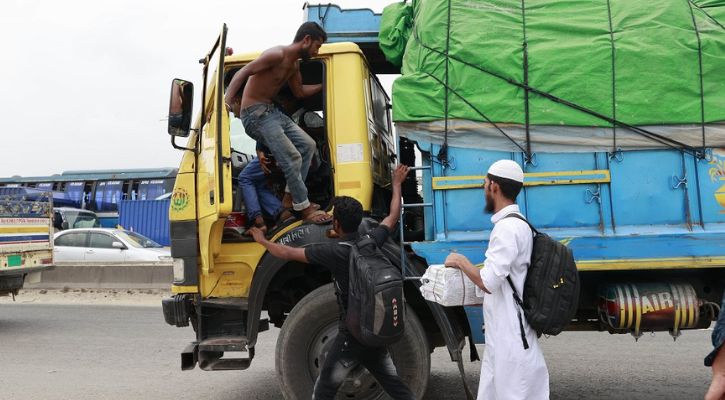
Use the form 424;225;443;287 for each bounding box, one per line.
503;214;580;349
341;234;405;347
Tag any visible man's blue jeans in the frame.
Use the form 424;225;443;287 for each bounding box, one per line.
239;158;282;222
241;103;316;211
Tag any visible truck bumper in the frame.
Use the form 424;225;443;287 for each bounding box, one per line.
0;264;54;277
0;265;54;295
0;274;24;293
162;294;192;327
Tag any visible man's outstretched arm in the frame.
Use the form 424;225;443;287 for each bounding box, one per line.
249;227;308;263
380;164;410;231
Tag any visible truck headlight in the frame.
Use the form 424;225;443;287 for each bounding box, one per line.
173;258;185;282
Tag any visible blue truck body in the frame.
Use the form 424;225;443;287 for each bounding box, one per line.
306;3;725;344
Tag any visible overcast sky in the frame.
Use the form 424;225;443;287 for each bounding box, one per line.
0;0;394;178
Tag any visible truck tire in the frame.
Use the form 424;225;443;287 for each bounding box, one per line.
275;283;430;400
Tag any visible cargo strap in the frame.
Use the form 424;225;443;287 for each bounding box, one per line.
686;0;707;150
604;0;618;154
439;0;452;167
455;349;476;400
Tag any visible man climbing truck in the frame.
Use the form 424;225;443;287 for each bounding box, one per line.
161;24;459;400
162;2;725;399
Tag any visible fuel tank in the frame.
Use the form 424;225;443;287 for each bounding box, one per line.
598;283;703;339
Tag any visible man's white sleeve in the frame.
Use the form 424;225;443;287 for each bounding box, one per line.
479;225;518;294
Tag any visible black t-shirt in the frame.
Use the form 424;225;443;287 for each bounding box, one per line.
304;225;390;330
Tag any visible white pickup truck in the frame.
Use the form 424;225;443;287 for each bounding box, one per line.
0;189;54;298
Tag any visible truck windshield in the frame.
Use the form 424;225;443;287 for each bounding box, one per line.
117;231;163;248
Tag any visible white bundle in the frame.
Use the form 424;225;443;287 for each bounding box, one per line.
419;264;483;306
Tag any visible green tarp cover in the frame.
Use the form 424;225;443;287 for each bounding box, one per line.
381;0;725;128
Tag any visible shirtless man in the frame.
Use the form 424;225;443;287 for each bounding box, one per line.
225;22;330;223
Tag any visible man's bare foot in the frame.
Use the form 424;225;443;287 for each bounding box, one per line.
282;193;293;209
300;204;332;224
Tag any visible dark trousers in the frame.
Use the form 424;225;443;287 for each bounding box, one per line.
312;333;416;400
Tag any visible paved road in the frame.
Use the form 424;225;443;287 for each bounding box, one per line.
0;302;713;400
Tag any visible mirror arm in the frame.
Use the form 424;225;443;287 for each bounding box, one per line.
171;135;196;152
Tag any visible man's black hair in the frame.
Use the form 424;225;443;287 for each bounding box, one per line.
488;173;523;202
332;196;363;234
294;22;327;43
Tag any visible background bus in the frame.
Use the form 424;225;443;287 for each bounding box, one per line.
0;168;177;227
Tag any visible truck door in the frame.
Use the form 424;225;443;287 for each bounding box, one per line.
197;25;232;276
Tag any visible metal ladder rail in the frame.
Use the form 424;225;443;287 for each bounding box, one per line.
398;165;434;282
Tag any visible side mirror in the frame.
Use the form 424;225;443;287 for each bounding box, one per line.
168;79;194;137
112;241;125;250
61;221;69;230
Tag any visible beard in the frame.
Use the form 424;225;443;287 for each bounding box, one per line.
484;192;495;214
300;47;311;61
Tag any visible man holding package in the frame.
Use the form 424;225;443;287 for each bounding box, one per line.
444;159;550;400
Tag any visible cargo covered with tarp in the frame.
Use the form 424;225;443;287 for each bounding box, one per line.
379;0;725;153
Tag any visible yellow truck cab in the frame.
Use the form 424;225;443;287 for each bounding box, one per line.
161;26;461;399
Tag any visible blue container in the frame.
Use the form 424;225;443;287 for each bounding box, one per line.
97;214;119;228
118;199;171;246
304;4;382;43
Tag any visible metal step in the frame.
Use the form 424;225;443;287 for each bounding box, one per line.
190;336;256;371
198;335;248;352
199;356;253;371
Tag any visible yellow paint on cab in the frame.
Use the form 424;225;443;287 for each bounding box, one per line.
170;43;381;299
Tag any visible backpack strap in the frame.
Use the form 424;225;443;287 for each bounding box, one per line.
506;276;530;350
337;241;355;320
501;213;533;350
502;213;539;236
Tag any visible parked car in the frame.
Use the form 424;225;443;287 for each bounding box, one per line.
53;207;100;232
53;228;170;263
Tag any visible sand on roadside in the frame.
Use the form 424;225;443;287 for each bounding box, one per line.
0;288;171;307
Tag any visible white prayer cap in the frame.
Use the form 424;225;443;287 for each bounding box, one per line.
487;160;524;183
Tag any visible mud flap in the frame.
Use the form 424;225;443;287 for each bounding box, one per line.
426;301;477;400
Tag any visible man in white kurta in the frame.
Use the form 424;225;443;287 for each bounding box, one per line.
477;203;549;400
445;159;549;400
